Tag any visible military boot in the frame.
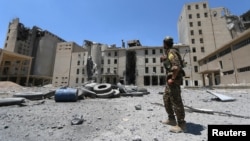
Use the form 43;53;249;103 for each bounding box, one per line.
169;122;186;133
160;119;177;126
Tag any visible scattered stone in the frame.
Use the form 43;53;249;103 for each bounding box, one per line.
147;108;153;111
135;105;142;110
132;135;142;141
71;115;84;125
153;137;159;141
57;125;64;129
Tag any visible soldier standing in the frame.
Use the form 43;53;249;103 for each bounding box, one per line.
160;36;186;133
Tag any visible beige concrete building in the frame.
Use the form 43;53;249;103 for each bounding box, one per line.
0;48;32;85
52;40;190;87
178;1;236;86
3;18;65;85
100;40;190;87
52;42;87;87
199;29;250;86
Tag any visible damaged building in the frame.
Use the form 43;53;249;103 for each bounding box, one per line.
2;2;250;88
0;48;32;85
178;1;249;86
52;39;190;87
3;18;65;86
199;28;250;86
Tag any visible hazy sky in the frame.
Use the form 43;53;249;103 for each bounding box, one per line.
0;0;249;47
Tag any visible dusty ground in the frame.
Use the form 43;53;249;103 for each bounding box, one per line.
0;83;250;141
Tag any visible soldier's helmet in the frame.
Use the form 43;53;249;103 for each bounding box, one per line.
163;36;174;47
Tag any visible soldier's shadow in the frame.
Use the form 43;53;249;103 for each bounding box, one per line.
185;122;205;135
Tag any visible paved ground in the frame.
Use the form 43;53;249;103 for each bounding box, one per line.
0;84;250;141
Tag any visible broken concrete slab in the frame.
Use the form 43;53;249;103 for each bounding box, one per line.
78;87;97;98
13;92;45;100
0;97;25;106
206;90;236;102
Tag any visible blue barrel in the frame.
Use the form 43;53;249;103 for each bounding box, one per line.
55;87;78;102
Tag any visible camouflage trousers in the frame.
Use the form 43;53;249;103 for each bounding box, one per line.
163;83;185;124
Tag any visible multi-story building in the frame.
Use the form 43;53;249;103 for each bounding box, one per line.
3;18;65;85
178;1;237;86
199;28;250;86
52;40;190;87
0;48;32;85
52;42;87;87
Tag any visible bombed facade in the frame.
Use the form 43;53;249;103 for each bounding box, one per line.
178;1;249;86
1;1;250;87
199;29;250;86
3;18;65;85
0;48;32;85
52;40;190;87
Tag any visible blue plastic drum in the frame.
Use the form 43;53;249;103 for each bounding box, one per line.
55;87;78;102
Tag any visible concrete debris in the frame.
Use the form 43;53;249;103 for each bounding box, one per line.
0;86;249;140
151;102;250;119
0;97;25;106
0;81;22;88
206;90;236;101
71;115;84;125
135;105;142;110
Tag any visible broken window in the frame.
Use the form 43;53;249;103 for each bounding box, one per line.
192;47;196;53
145;58;148;63
144;76;150;86
189;22;193;27
115;51;117;56
192;39;195;44
194;66;198;72
190;30;194;35
187;5;191;10
152;49;155;54
200;38;203;43
203;3;207;8
77;61;80;65
199;30;202;35
204;12;208;17
114;59;117;64
77;69;79;74
145;50;148;55
159;76;165;85
193;56;197;62
197;13;200;18
195;4;199;9
82;68;85;74
153;67;156;73
198;21;201;26
152;76;158;85
219;61;223;69
161;67;164;73
189;14;192;19
108;59;110;64
194;80;198;86
153;58;156;63
76;78;78;83
201;47;205;52
145;67;149;73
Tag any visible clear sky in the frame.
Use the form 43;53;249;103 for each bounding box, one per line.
0;0;249;48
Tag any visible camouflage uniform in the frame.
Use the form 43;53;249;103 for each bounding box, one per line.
163;48;186;126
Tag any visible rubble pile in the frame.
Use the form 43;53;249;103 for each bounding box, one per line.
0;81;150;106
